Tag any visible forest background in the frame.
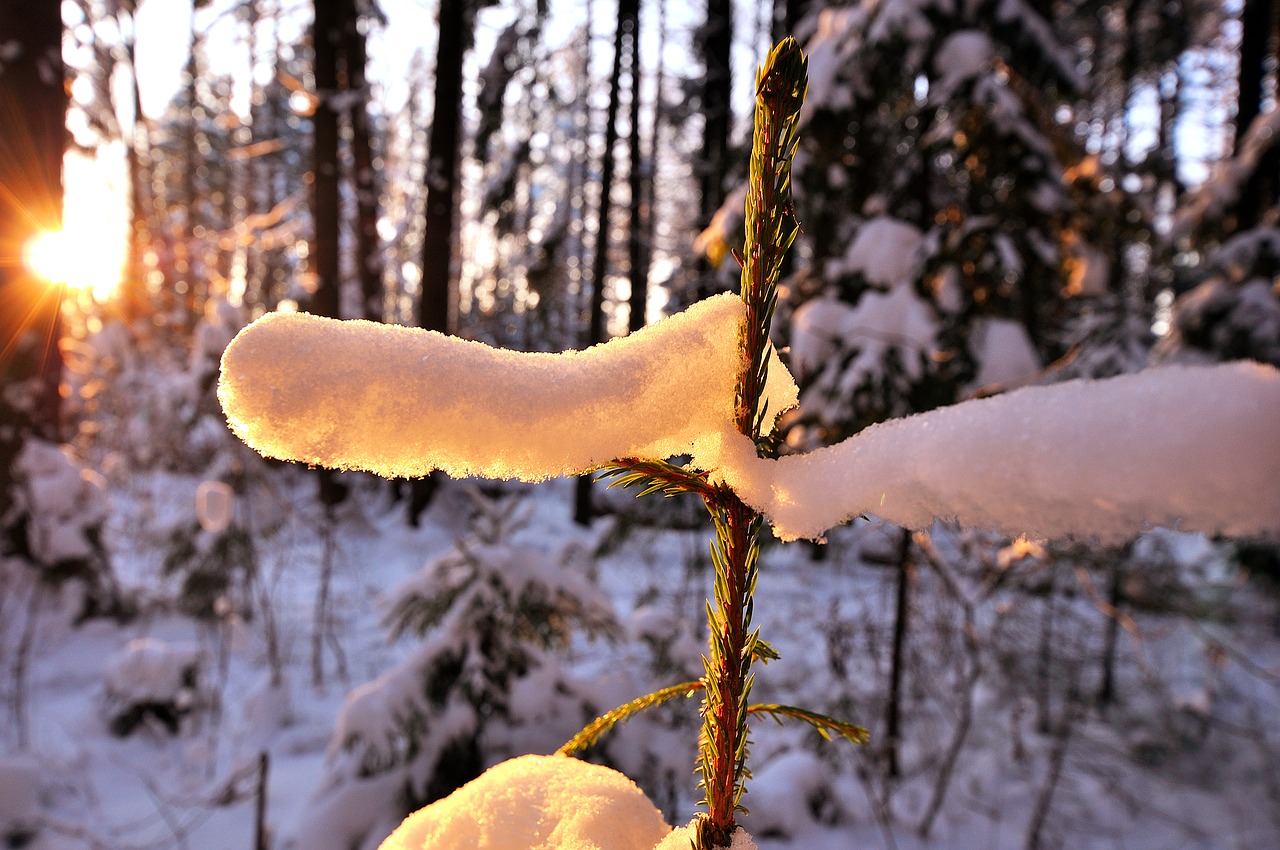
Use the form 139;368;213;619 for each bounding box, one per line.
2;0;1280;849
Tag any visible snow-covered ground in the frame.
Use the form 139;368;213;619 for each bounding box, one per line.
4;467;1279;850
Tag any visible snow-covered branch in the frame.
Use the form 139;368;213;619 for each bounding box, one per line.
220;299;1280;546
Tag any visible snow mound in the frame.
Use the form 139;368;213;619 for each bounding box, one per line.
377;754;671;850
698;361;1280;542
13;438;107;564
839;216;924;287
105;638;202;706
932;30;994;99
218;293;797;480
655;823;757;850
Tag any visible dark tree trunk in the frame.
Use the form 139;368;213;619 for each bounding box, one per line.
699;0;732;225
313;0;346;509
1098;562;1123;706
1233;0;1280;229
885;528;913;780
773;0;810;44
410;0;470;523
574;0;636;526
0;0;67;527
119;0;151;320
418;0;467;334
343;0;384;320
312;0;342;319
627;0;648;333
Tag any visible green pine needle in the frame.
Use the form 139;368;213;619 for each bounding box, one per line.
557;680;704;756
595;458;716;500
747;703;870;745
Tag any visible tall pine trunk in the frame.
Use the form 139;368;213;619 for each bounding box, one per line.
626;0;648;333
1233;0;1280;229
885;528;913;780
699;0;732;225
574;0;637;526
344;0;384;320
410;0;469;523
419;0;466;334
118;0;153;320
312;0;342;320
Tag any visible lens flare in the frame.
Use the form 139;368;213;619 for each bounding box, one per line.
23;152;128;299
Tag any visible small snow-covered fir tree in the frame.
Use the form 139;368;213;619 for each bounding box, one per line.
220;34;1280;850
297;490;618;850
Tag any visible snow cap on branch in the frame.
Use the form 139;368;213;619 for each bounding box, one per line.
217;293;798;481
377;754;671;850
697;361;1280;543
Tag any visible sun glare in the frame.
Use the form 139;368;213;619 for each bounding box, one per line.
23;151;129;300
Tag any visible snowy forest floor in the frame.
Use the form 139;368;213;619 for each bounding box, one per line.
4;467;1280;850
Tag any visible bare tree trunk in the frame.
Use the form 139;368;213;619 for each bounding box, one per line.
419;0;467;334
119;0;153;320
1098;557;1125;707
410;0;469;524
916;534;983;838
312;0;342;319
885;527;913;780
1233;0;1280;229
343;0;385;320
11;582;44;751
1025;701;1076;850
772;0;810;44
699;0;732;225
312;516;336;688
254;751;271;850
574;0;637;526
626;0;648;333
1035;561;1057;733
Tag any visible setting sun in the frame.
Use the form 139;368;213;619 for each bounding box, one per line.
23;150;128;300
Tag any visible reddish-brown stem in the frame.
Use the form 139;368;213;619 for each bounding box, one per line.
696;39;806;849
699;491;756;847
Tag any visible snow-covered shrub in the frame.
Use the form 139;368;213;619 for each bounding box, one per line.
161;512;257;620
298;491;619;849
1;437;121;619
103;637;204;736
65;296;249;475
1159;229;1280;367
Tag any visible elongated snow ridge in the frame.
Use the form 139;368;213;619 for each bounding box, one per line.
698;361;1280;543
218;293;798;481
